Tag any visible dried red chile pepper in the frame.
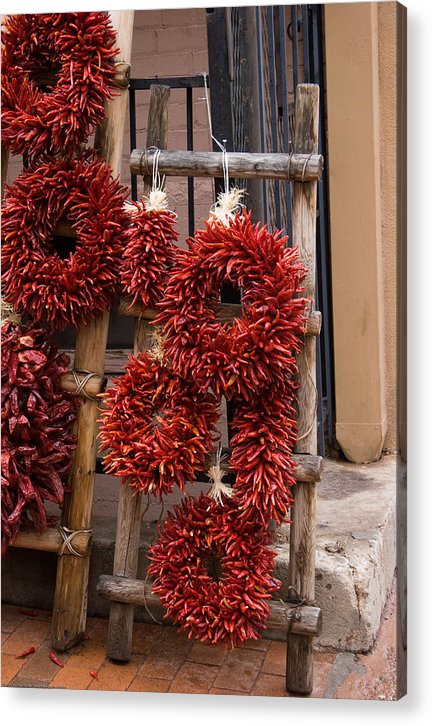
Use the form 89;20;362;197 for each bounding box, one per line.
155;210;308;400
1;153;128;331
121;195;179;310
99;352;219;498
1;12;118;160
229;375;300;527
147;493;281;648
1;320;78;555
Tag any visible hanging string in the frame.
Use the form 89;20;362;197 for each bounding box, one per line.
202;72;229;195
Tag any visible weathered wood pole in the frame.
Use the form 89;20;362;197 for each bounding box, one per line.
106;84;171;662
286;84;320;695
51;10;135;651
98;575;323;638
1;142;9;200
130;148;323;182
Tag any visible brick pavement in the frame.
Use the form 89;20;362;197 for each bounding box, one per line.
1;578;400;699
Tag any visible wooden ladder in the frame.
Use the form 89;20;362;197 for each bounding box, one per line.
97;81;323;695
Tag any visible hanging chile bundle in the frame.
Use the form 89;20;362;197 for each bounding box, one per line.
1;152;128;331
98;351;220;498
1;12;119;160
1;314;78;556
120;188;179;310
147;493;281;648
138;189;310;645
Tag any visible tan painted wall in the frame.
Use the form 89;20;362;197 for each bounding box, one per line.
377;1;399;453
325;2;388;463
324;1;401;461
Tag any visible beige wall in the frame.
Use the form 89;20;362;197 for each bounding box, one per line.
324;1;401;462
377;1;399;454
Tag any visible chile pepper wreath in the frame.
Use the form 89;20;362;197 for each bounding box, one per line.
1;314;78;556
147;492;281;648
1;152;128;331
99;351;219;499
1;12;118;160
155;190;308;401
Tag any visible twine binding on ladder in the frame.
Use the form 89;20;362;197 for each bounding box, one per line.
57;526;91;557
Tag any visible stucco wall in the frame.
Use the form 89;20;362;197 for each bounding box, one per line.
378;1;398;453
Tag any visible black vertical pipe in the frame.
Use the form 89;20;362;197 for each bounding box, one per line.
206;8;234;201
292;5;299;92
255;6;269;226
301;5;311;83
267;6;281;229
186;86;195;237
129;87;137;201
311;4;335;447
278;4;292;242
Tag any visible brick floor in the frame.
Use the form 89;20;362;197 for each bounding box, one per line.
1;576;402;699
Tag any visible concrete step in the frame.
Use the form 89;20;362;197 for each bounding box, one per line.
1;455;403;653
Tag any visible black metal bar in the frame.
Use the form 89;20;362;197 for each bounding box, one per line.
256;6;269;226
129;75;205;90
312;4;335;447
267;6;282;229
301;5;311;83
206;8;234;201
292;5;299;92
186;86;195;237
129;87;137;201
278;4;292;242
316;326;325;457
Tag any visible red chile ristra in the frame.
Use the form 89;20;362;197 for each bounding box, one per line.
229;375;300;528
121;198;179;310
147;493;281;648
154;210;308;400
98;352;220;499
1;153;128;332
1;320;79;556
1;12;118;160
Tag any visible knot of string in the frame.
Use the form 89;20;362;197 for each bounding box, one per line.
71;369;102;402
152;147;165;192
57;526;91;557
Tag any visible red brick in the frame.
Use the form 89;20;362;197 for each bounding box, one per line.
213;647;264;693
2;619;51;655
62;640;107;671
1;605;27;634
154;52;194;78
17;639;71;685
134;10;163;29
186;640;227;666
129;674;170;693
138;653;183;681
131;622;161;656
309;659;334;698
154;626;194;658
160;9;205;28
1;653;27;686
169;661;219;694
251;673;290;697
262;640;287;676
50;666;94;691
88;657;142;692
